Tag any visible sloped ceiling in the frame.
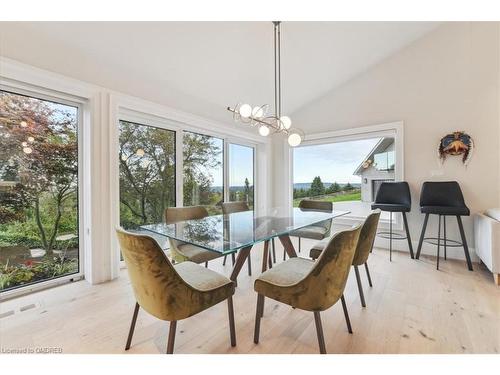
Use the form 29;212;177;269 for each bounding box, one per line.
0;22;439;129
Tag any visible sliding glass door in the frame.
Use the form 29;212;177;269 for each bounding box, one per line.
228;143;254;209
183;131;224;215
0;90;80;292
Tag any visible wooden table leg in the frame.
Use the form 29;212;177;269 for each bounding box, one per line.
279;234;298;258
230;245;253;284
261;240;270;273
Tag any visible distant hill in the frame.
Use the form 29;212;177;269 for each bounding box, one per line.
293;182;361;190
210;183;360;192
211;186;252;193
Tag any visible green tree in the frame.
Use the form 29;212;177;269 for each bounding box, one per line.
0;91;78;254
182;132;222;208
244;177;251;203
344;182;354;191
118;121;176;228
330;181;341;193
309;176;325;197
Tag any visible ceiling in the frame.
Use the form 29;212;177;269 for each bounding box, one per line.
0;22;439;128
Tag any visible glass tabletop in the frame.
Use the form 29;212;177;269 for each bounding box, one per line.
141;207;350;254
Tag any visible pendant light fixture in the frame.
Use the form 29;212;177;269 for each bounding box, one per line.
227;21;304;147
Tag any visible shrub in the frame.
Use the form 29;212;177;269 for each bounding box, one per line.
0;256;78;291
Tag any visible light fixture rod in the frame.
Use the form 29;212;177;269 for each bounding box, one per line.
273;21;281;119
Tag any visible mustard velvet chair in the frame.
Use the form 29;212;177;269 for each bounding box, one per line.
116;229;236;354
253;225;362;354
310;211;381;308
289;200;333;255
221;201;254;275
165;206;224;267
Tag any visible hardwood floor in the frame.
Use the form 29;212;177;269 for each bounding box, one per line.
1;239;499;354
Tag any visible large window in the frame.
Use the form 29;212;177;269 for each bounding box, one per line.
0;90;80;292
229;143;254;209
293;136;395;219
118;120;176;230
183;131;224;215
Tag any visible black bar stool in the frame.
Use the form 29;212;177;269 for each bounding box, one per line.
371;182;414;261
415;181;473;271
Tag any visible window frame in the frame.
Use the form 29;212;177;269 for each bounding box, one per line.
0;85;86;300
290;121;404;228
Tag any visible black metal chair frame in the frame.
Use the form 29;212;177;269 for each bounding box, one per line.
376;211;414;261
416;213;473;271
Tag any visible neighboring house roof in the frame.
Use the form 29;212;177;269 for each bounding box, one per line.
353;137;394;175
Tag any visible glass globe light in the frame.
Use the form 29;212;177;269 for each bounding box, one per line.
252;106;264;118
258;125;270;137
20;121;28;127
23;147;33;154
280;116;292;130
22;141;28;147
121;154;128;161
135;148;145;157
288;133;302;147
239;104;252;118
28;136;35;143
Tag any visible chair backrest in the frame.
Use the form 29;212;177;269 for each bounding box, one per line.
298;199;332;211
374;181;411;206
165;206;208;224
298;199;333;236
419;181;467;208
297;225;361;311
222;201;249;214
164;206;209;263
352;210;381;266
116;228;194;321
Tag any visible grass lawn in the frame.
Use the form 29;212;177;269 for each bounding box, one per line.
293;191;361;207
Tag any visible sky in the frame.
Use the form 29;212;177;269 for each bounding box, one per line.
203;142;253;187
293;138;381;184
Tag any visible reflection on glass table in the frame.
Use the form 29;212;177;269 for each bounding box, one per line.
141;207;350;283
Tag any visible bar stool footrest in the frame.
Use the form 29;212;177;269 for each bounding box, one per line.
376;231;407;240
423;237;462;247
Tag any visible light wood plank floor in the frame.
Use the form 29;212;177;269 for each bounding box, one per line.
1;239;499;354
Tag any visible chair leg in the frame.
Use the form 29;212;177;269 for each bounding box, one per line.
298;237;301;253
402;212;414;259
443;216;447;260
205;261;208;268
223;255;227;266
364;262;373;287
354;265;366;307
247;253;252;276
254;294;265;344
272;238;277;263
227;296;236;347
313;311;327;354
268;250;273;269
262;240;269;273
125;302;140;350
389;212;393;261
416;214;430;259
166;320;177;354
340;294;353;334
457;216;473;271
437;215;441;270
231;253;236;265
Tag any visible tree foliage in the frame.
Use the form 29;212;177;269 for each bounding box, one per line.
0;91;78;253
309;176;325;197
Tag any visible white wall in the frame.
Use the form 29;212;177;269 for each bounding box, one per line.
277;22;500;259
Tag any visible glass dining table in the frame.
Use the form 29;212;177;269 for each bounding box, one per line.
141;206;350;283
